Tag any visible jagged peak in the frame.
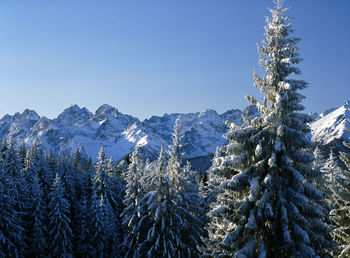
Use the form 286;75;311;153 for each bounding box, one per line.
220;108;242;115
58;104;92;116
145;112;188;123
0;101;348;170
198;109;218;118
55;104;93;126
4;109;39;121
311;101;350;145
32;116;51;131
220;109;243;125
95;104;118;117
61;104;82;114
21;109;40;120
1;114;12;120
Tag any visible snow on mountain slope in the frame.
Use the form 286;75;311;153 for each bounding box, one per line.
0;105;243;161
143;108;244;158
220;109;243;125
0;109;40;142
311;100;350;145
54;104;93;126
0;105;146;161
1;101;347;163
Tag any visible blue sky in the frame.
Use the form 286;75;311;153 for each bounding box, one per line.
0;0;349;120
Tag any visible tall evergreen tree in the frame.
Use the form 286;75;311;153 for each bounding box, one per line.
88;190;110;258
27;173;47;257
0;151;24;257
0;139;28;255
37;148;53;204
0;185;23;257
55;153;81;256
93;146;120;256
72;148;87;201
94;146;111;199
312;146;330;199
23;142;42;189
176;161;205;257
166;121;205;256
120;147;145;257
330;124;350;257
75;197;91;258
167;120;182;190
205;0;332;256
323;150;341;207
47;174;73;258
18;143;27;168
47;151;57;177
106;157;125;222
2;139;28;207
138;148;185;257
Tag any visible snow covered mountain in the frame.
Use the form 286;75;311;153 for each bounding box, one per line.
144;108;243;159
310;100;350;147
0;101;348;167
0;104;244;163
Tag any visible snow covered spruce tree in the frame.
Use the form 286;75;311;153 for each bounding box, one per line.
312;146;331;200
330;126;350;257
87;190;110;257
27;173;47;257
93;146;121;256
136;122;205;257
137;148;186;257
0;179;23;257
205;0;332;256
322;150;341;207
106;157;125;238
75;197;91;258
120;147;146;257
23;142;40;185
0;142;24;257
166;120;205;256
1;139;28;214
55;153;81;255
0;139;27;255
18;143;27;168
47;173;73;258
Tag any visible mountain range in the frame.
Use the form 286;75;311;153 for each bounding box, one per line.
0;101;349;170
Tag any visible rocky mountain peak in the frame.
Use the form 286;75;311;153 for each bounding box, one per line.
220;109;243;125
21;109;40;121
56;104;93;126
0;102;347;170
311;101;350;145
95;104;118;118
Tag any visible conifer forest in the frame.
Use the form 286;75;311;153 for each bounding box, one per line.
1;1;349;257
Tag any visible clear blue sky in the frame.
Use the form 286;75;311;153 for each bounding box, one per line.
0;0;349;120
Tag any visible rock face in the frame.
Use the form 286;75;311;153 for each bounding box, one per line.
0;101;348;169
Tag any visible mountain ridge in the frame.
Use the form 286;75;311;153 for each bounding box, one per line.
0;104;246;162
0;101;348;166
